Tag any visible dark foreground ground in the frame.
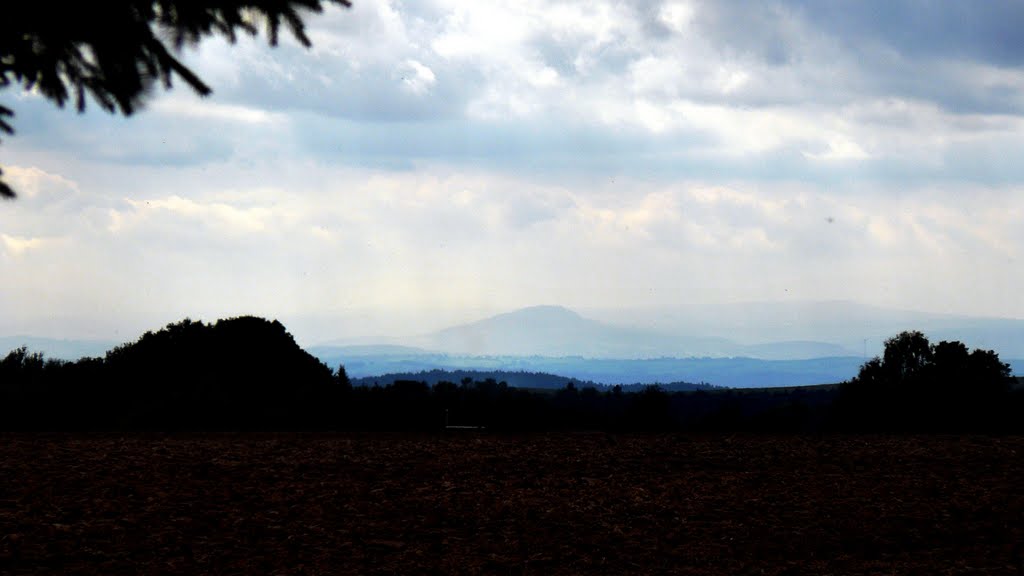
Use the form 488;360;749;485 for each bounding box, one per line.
0;433;1021;575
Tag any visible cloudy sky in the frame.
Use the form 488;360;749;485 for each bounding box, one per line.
2;0;1024;344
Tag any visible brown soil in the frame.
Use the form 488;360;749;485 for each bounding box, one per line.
1;433;1021;575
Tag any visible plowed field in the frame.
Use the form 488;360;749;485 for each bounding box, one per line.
1;433;1021;575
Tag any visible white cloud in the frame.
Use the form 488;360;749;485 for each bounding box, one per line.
659;2;696;33
2;165;79;200
109;195;275;239
1;234;46;256
151;97;283;125
3;154;1024;337
398;59;437;94
803;135;870;161
4;0;1024;341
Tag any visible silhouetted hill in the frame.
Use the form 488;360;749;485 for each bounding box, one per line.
1;316;347;430
349;368;717;391
352;369;586;389
99;316;337;427
106;316;330;377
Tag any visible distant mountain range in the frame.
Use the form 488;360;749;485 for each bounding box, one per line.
310;345;868;388
407;305;859;359
309;303;1024;386
588;300;1024;359
5;302;1023;388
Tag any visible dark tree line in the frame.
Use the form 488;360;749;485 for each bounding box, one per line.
1;321;1020;432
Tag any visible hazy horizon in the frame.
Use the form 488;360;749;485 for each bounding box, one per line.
6;300;1024;360
4;2;1024;347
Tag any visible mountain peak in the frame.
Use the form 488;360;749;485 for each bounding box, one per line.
424;305;607;356
494;305;583;322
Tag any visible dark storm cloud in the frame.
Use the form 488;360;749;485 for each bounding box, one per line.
694;0;1024;68
791;0;1024;66
660;1;1024;114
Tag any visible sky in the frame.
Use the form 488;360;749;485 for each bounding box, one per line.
2;0;1024;344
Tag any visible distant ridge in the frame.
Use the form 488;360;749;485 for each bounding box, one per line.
349;368;716;392
419;305;735;358
309;344;432;357
0;336;115;360
307;347;868;388
736;340;857;360
593;300;1024;358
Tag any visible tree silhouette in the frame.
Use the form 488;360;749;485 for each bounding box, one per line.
881;330;932;381
336;363;351;391
837;330;1013;431
0;0;350;198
